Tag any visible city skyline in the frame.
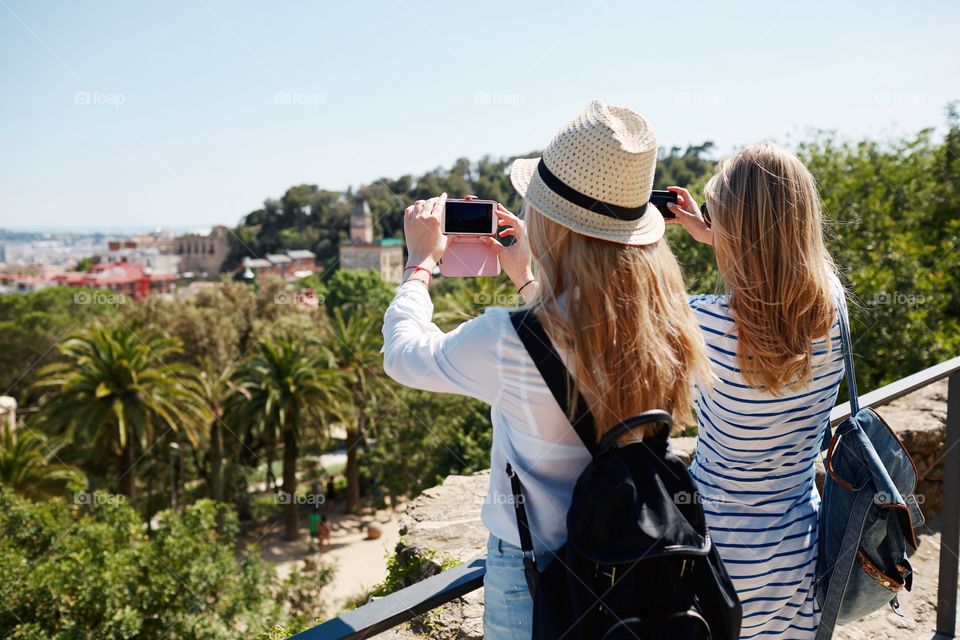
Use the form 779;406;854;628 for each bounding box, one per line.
2;0;958;231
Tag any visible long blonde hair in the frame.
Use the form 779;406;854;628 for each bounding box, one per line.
526;206;711;438
705;143;836;391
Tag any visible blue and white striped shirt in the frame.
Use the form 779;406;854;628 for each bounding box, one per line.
688;291;845;639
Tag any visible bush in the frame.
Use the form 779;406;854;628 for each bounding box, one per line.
0;492;283;639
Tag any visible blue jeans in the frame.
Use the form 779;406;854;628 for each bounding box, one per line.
483;534;556;640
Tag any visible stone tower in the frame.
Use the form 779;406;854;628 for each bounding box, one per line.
350;199;374;244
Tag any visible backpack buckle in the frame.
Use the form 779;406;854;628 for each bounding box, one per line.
522;555;538;597
601;566;617;587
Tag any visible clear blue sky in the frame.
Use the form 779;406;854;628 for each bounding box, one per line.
1;0;957;231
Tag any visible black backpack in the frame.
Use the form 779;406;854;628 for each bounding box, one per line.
507;309;742;640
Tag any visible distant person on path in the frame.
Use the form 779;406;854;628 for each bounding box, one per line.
382;100;712;639
308;511;321;546
666;144;846;638
325;477;337;514
317;515;332;550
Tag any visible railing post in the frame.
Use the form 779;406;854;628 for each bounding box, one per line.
936;371;960;637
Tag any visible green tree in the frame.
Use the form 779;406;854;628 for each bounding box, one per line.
432;275;518;329
0;286;116;403
323;307;383;513
322;269;393;316
798;120;960;390
232;337;331;540
0;425;85;500
33;323;208;500
196;358;240;503
364;385;492;502
0;493;302;639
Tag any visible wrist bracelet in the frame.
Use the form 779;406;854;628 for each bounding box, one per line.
406;275;430;289
403;265;432;279
517;279;537;295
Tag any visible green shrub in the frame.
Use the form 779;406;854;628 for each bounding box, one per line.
0;492;284;639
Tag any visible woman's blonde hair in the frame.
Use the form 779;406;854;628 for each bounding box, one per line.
526;206;711;438
704;143;836;392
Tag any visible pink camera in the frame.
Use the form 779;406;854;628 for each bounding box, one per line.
439;199;501;277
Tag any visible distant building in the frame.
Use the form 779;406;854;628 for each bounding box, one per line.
175;225;230;275
104;245;180;276
0;263;67;293
241;249;316;281
286;249;317;277
54;260;174;300
108;229;174;255
338;200;404;282
0;260;173;300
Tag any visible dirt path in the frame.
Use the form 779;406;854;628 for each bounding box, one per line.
247;507;403;612
320;511;403;607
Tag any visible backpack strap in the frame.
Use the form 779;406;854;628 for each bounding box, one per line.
816;294;869;639
836;293;860;413
506;461;539;598
822;294;858;452
503;308;597;580
508;308;599;455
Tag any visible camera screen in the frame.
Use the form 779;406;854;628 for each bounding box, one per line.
444;201;494;234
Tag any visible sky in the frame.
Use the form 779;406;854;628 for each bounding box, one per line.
1;0;958;231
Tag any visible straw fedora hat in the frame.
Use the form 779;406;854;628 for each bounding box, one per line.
510;99;663;246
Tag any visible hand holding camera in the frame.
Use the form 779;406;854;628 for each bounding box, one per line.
403;193;449;270
403;194;535;291
664;186;713;245
438;198;502;277
480;203;534;291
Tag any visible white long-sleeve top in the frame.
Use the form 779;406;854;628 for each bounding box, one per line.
381;280;592;553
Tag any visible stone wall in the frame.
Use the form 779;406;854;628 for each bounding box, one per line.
381;380;950;638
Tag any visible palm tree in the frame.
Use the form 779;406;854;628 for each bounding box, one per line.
33;323;208;500
433;276;518;328
196;358;239;503
0;424;85;500
323;307;384;513
233;337;331;541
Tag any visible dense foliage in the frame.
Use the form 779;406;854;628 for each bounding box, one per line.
0;493;318;639
0;286;116;402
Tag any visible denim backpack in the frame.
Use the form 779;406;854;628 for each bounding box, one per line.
814;298;924;639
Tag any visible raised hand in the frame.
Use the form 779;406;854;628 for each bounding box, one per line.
666;186;713;245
